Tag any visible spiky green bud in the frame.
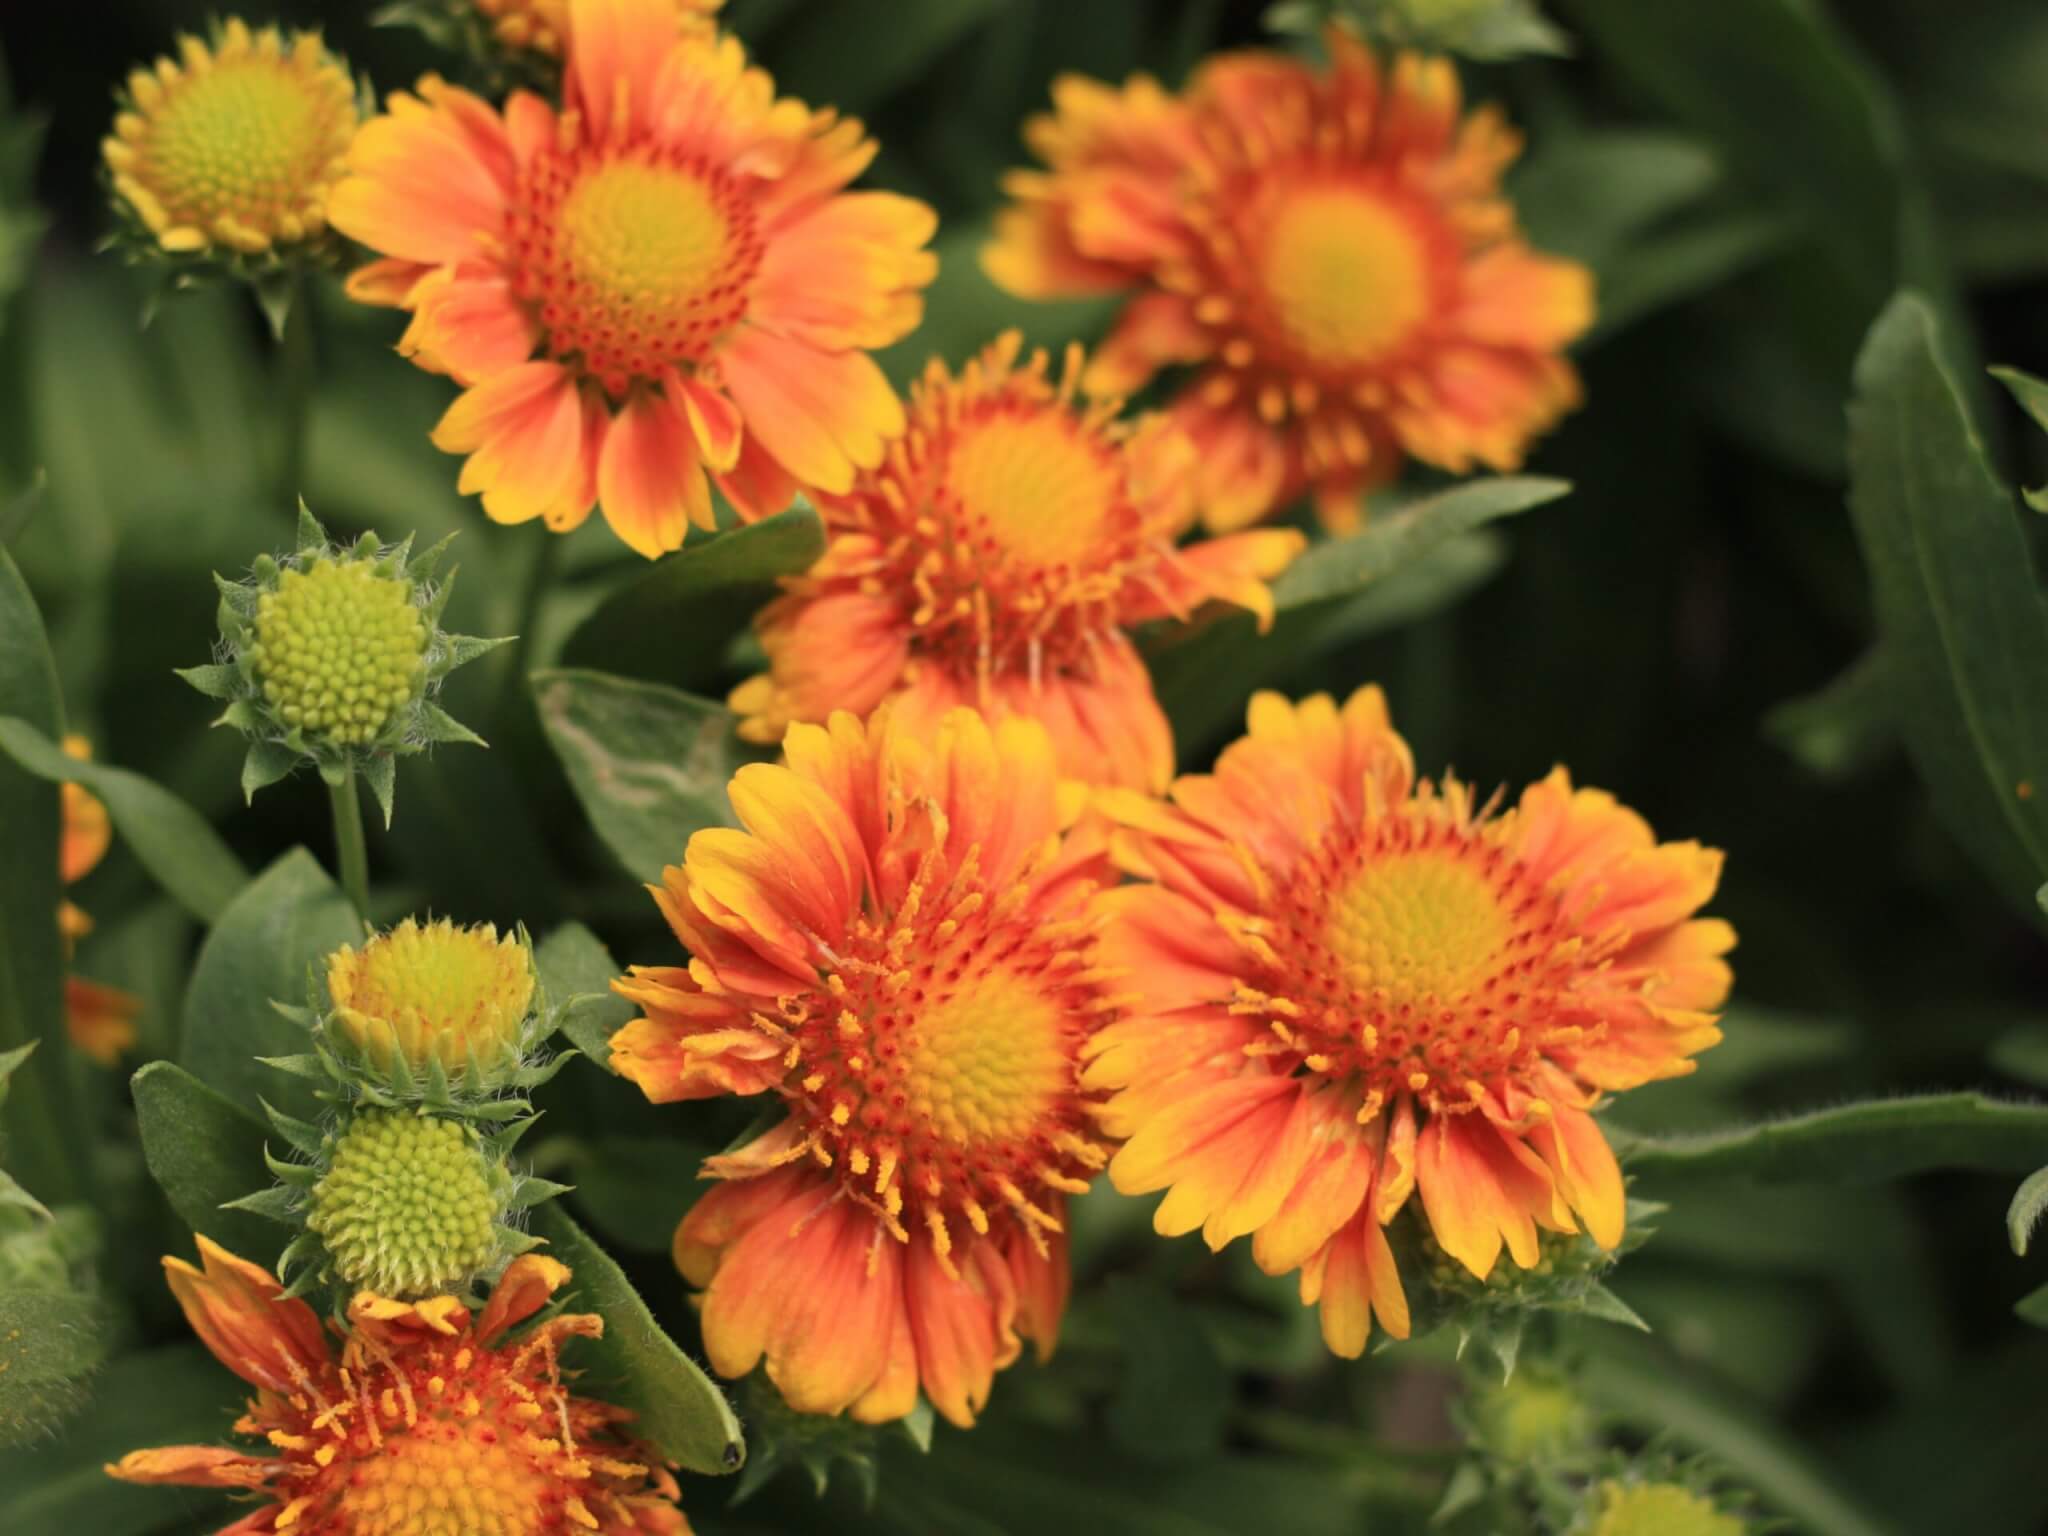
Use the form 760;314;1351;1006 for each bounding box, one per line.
306;1111;504;1298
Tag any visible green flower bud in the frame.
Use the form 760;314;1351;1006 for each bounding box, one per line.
306;1111;503;1299
1588;1479;1746;1536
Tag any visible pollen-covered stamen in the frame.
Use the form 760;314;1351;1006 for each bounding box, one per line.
508;140;764;399
753;828;1108;1261
1239;787;1591;1116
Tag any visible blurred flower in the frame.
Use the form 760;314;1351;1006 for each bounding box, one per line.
984;30;1591;532
1087;686;1731;1356
331;0;936;558
106;1241;688;1535
179;506;506;823
610;707;1116;1427
56;737;140;1066
471;0;722;59
101;20;358;266
730;332;1304;791
1585;1478;1745;1536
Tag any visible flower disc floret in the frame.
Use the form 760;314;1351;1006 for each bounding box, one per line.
329;917;537;1081
610;706;1118;1427
251;558;427;747
1590;1481;1744;1536
1088;686;1732;1358
984;31;1592;531
103;18;357;258
107;1243;689;1535
731;332;1304;790
307;1111;502;1298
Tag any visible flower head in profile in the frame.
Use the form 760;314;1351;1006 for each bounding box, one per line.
102;20;360;280
984;30;1592;532
730;333;1303;791
1586;1477;1746;1536
1088;687;1730;1356
610;707;1118;1427
57;736;142;1066
331;0;936;558
107;1241;688;1535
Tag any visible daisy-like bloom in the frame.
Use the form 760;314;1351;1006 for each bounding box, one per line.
102;19;357;258
983;30;1593;532
471;0;720;59
326;917;536;1080
107;1240;688;1535
57;737;141;1066
609;707;1117;1427
330;0;936;559
730;332;1305;791
1089;687;1730;1356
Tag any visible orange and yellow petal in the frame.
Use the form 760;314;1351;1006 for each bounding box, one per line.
162;1237;332;1396
64;976;142;1066
59;739;111;885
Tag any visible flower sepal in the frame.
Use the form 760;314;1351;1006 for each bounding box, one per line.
727;1373;935;1507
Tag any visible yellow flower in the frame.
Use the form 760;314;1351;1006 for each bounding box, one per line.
985;30;1592;532
102;18;358;258
472;0;722;58
106;1241;689;1535
327;917;536;1083
1591;1480;1745;1536
1087;687;1732;1357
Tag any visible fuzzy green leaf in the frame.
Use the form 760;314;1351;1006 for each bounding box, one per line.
0;715;248;922
1609;1093;2048;1184
2008;1166;2048;1256
173;662;238;699
536;923;636;1071
560;507;825;692
532;1204;744;1476
131;1060;280;1260
178;849;361;1124
240;739;299;806
0;1166;48;1221
1845;294;2048;914
2017;1282;2048;1328
532;669;746;883
361;751;397;828
0;1289;107;1449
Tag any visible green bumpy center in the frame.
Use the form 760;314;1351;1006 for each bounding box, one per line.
250;559;426;746
307;1111;500;1298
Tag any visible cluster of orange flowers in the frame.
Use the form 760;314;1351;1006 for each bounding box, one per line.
94;0;1730;1527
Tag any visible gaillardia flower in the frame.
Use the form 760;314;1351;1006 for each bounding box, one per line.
730;332;1305;791
984;31;1592;531
57;736;142;1066
470;0;721;60
324;917;543;1092
330;0;936;558
102;19;359;264
1089;687;1730;1356
1587;1479;1746;1536
107;1242;688;1535
610;707;1117;1426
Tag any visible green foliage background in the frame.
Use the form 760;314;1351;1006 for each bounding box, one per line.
4;1;2048;1533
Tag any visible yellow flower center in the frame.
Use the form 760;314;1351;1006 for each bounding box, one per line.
106;24;355;254
941;406;1124;568
308;1111;501;1298
889;969;1073;1147
1256;182;1432;371
514;150;763;395
1327;851;1511;1009
341;1413;545;1536
252;559;427;747
328;918;535;1077
1591;1482;1743;1536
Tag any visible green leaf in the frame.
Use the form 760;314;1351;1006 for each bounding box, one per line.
1845;294;2048;913
2008;1166;2048;1256
1147;477;1566;750
1765;648;1897;780
0;1344;242;1536
530;1203;744;1476
532;669;746;883
1103;1280;1232;1464
0;542;76;1207
2017;1282;2048;1328
1609;1093;2048;1184
1991;364;2048;510
131;1060;279;1260
768;0;1005;116
560;508;825;692
178;848;361;1123
0;715;248;923
535;922;635;1071
0;1289;108;1447
1989;1021;2048;1089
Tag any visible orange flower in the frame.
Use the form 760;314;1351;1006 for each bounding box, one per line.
330;0;935;557
1087;688;1730;1357
984;31;1592;532
610;707;1117;1427
107;1239;688;1535
58;736;140;1065
472;0;720;59
729;332;1304;791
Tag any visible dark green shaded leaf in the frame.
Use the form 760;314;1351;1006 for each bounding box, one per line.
1765;648;1897;779
534;922;635;1071
2018;1282;2048;1328
1104;1281;1232;1464
547;1135;710;1254
1991;364;2048;510
0;716;247;922
131;1060;278;1260
770;0;1006;115
531;668;743;883
178;849;361;1123
1610;1093;2048;1183
2008;1166;2048;1256
560;509;824;692
531;1203;744;1476
1989;1021;2048;1089
1846;294;2048;913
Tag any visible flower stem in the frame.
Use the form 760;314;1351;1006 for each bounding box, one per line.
276;277;315;507
329;769;371;925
